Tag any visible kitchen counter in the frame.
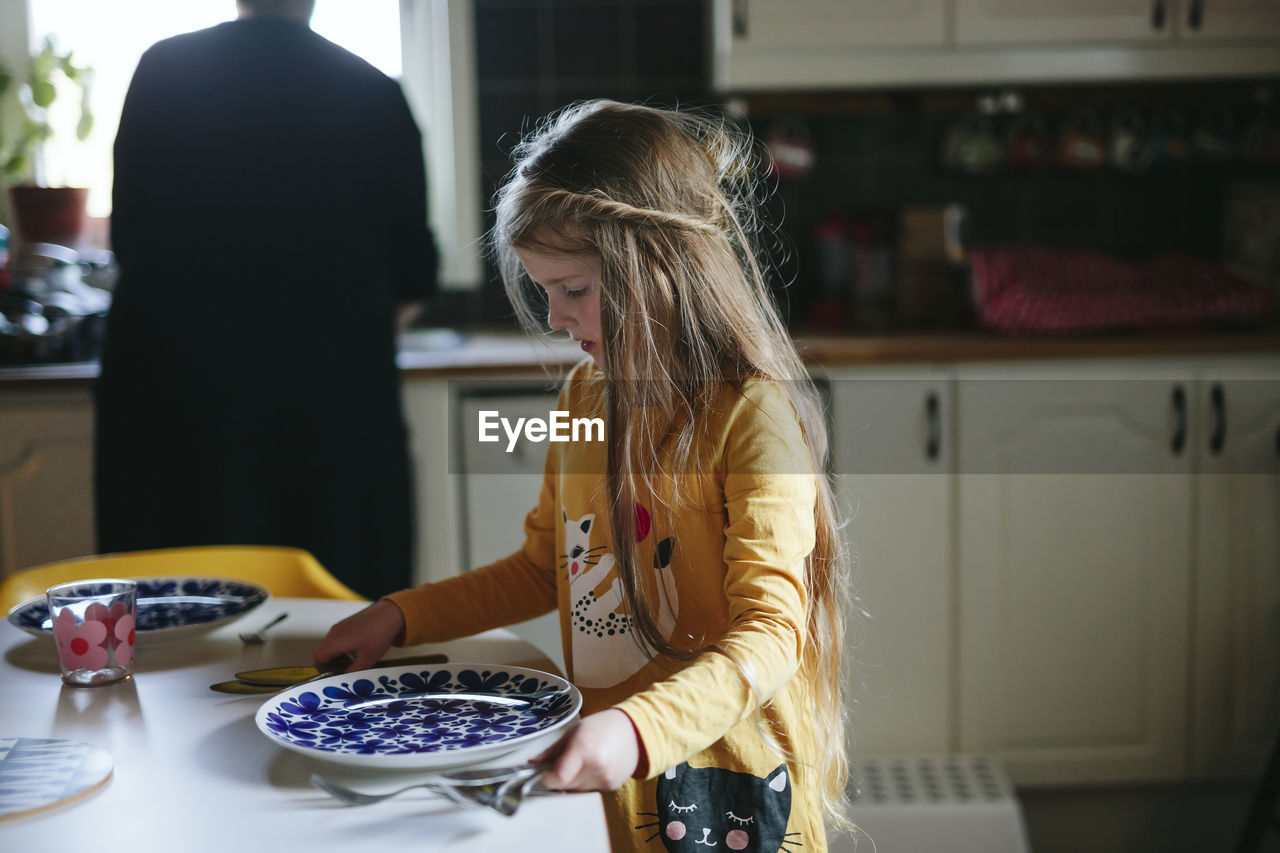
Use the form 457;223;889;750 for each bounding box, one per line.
2;328;1279;386
792;328;1280;367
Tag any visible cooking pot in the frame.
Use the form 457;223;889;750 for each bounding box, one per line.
0;287;107;364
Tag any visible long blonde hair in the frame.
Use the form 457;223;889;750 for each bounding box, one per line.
492;100;849;827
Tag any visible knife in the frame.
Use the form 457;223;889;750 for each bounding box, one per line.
234;652;450;686
209;679;295;695
208;652;450;694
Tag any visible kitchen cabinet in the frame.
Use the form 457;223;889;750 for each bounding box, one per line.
955;359;1195;785
712;0;1280;91
825;366;956;756
403;376;565;671
953;355;1280;787
713;0;953;90
402;376;463;586
720;0;947;51
953;0;1175;45
955;0;1280;44
1190;356;1280;780
456;382;563;672
402;351;1279;787
0;385;96;579
1171;0;1280;41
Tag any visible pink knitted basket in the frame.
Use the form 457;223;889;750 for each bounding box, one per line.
969;247;1275;334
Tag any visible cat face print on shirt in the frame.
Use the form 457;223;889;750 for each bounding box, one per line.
637;762;798;852
561;506;676;689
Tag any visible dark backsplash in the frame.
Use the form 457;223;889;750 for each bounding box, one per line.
419;2;1279;333
423;0;713;328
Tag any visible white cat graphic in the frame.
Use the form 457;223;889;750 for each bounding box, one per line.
562;510;677;688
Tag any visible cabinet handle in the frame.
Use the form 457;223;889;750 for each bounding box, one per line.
1171;384;1187;456
1187;0;1204;31
732;0;749;38
1151;0;1167;31
1208;383;1226;456
924;391;941;462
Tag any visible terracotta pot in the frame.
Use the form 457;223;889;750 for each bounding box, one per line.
7;186;88;247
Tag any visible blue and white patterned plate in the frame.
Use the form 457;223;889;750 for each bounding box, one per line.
6;576;269;645
254;663;581;770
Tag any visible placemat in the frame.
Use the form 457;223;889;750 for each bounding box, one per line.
0;737;113;820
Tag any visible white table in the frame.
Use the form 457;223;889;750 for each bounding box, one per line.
0;598;607;852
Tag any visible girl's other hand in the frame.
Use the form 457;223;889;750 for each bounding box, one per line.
311;598;405;673
535;709;641;791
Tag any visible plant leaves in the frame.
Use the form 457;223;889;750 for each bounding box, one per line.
30;79;56;109
3;153;30;181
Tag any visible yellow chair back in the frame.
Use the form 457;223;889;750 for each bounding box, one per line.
0;546;366;612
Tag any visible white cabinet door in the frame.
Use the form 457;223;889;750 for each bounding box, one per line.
0;387;96;579
953;0;1280;43
956;360;1194;785
1190;357;1280;779
954;0;1173;44
403;377;463;587
456;383;564;672
712;0;948;89
714;0;1280;89
724;0;947;49
1179;0;1280;40
827;366;955;755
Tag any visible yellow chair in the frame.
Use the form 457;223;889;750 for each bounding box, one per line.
0;545;366;612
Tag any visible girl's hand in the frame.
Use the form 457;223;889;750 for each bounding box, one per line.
535;709;641;791
311;599;405;673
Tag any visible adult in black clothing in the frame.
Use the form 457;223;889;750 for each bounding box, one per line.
96;0;435;599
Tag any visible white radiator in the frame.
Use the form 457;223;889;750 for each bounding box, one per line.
831;754;1032;853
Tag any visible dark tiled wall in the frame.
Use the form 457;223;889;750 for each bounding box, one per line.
424;0;711;326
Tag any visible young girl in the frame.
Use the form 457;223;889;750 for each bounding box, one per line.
313;99;850;852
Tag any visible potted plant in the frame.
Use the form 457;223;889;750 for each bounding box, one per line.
0;35;94;247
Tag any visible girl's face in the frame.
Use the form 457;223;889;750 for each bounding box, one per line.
516;235;604;370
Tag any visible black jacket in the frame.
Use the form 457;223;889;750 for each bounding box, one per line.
97;18;435;597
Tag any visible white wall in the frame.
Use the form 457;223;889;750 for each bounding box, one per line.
399;0;484;292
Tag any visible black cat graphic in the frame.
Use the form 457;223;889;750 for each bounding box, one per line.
637;761;799;852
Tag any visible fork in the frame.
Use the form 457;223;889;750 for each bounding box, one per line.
309;774;472;808
238;612;288;644
474;768;545;817
310;765;548;815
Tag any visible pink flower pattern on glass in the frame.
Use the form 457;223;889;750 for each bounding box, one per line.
52;608;110;672
113;608;136;666
51;600;136;672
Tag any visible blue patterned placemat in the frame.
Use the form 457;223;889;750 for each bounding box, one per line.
0;738;113;820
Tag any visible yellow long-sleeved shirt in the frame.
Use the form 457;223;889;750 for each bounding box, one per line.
388;360;826;853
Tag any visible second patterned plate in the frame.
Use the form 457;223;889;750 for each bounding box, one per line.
254;663;580;770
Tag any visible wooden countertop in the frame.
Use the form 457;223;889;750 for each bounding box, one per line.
2;329;1278;387
793;329;1280;367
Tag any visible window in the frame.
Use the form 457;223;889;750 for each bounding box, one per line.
27;0;401;218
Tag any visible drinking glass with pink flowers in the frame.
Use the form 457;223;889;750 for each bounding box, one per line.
46;579;137;686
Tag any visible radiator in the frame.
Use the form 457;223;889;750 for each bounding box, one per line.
831;754;1032;853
